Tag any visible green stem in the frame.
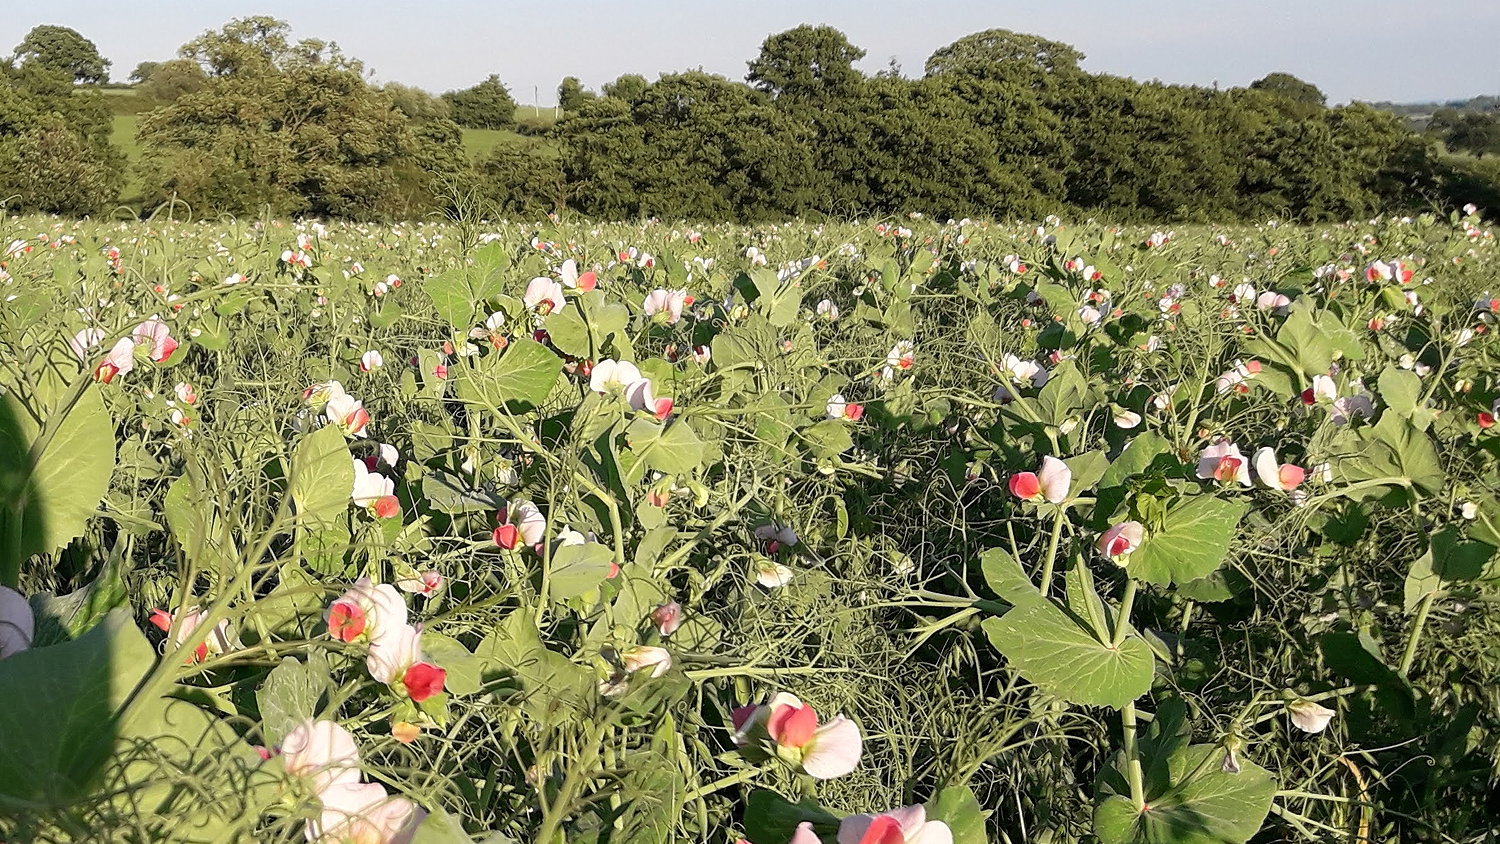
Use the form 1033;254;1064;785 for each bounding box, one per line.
1112;578;1138;649
1038;511;1065;598
1399;591;1437;676
1123;702;1146;810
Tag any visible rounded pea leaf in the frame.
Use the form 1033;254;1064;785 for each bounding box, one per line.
982;602;1153;709
1129;496;1247;586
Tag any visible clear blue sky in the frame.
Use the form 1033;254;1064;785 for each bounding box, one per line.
2;1;1493;105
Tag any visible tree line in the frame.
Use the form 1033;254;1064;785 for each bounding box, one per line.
0;18;1494;221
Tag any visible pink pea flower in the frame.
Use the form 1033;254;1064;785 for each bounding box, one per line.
524;277;567;315
1197;440;1252;487
559;259;597;292
1008;456;1071;504
148;605;240;663
733;692;863;779
325;393;371;438
1252;447;1305;492
93;337;137;383
366;623;447;703
652;602;682;636
625;378;674;421
280;718;361;793
351;459;399;519
1097;521;1145;565
132;317;179;362
838;805;953;844
306;781;425;844
622;645;673;678
493;500;546;550
326;577;408;645
643;288;690;324
397;571;443;596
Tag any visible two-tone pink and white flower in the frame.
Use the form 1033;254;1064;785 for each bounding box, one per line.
1197;440;1252;487
1008;456;1071;504
351;459;400;519
326;577;408;645
643;289;690;324
493;500;546;550
837;805;954;844
306;780;425;844
326;392;371;438
524;277;567;315
281;718;362;793
1252;447;1306;493
732;692;863;779
366;623;447;703
1097;521;1145;565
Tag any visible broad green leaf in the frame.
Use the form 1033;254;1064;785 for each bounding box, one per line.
1037;362;1090;427
742;789;841;844
474;612;593;720
1094;745;1276;844
1065;450;1111;497
543;305;591;358
411;807;478;844
1332;413;1443;498
801;419;854;458
257;653;331;746
424;269;477;331
1403;526;1493;611
623;417;704;482
978;547;1040;606
0;382;115;570
1100;432;1171;489
548;542;615;601
1129;496;1246;586
0;609;152;807
458;338;561;411
1378;366;1422;417
290;425;353;529
928;785;989;844
27;555;128;647
982;602;1153;709
422;633;485;696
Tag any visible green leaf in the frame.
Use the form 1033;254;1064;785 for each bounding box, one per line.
424;269;478;331
978;548;1040;606
623;418;704;483
422;633;484;696
0;382;116;569
1404;526;1494;611
457;338;561;411
411;807;478;844
1101;432;1170;489
801;419;854;458
1095;745;1276;844
742;789;840;844
1129;496;1246;586
257;653;331;747
0;609;152;807
27;556;128;647
927;785;989;844
290;425;353;529
1333;413;1443;498
1378;366;1422;417
473;612;593;720
1065;450;1111;497
548;542;616;601
982;602;1153;709
543;305;591;358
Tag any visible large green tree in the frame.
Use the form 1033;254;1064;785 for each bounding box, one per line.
13;25;110;84
924;29;1083;81
746;25;865;103
138;17;460;218
442;75;516;129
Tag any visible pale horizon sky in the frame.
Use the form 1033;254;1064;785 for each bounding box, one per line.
1;1;1494;106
